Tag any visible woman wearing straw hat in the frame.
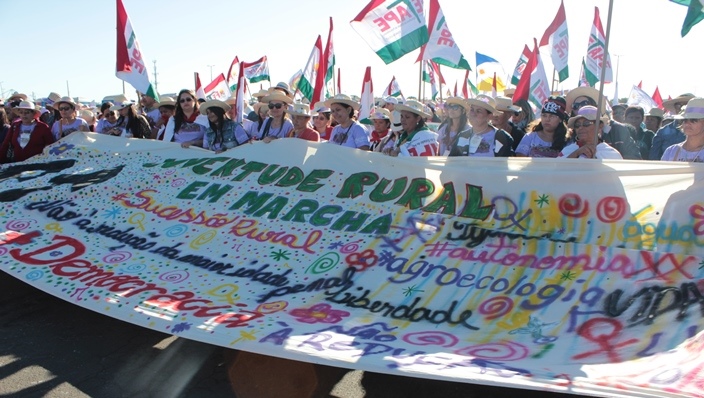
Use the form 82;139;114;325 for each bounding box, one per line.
661;97;704;162
0;101;54;163
325;94;370;150
253;91;293;140
368;107;392;152
449;95;514;157
109;101;151;138
282;103;320;142
162;89;209;147
436;97;470;156
200;100;250;152
50;96;89;140
385;100;438;157
559;106;622;159
311;101;334;141
154;97;176;140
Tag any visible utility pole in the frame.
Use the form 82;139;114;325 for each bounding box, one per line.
153;60;158;92
207;65;214;82
613;54;621;105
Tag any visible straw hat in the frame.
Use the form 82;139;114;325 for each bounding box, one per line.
565;87;600;113
444;97;469;111
288;103;316;117
312;101;330;113
262;91;293;105
8;92;27;102
567;105;610;128
494;96;521;113
466;95;496;114
252;89;270;98
157;96;176;108
55;96;77;109
645;108;665;119
199;100;231;115
663;93;696;114
503;88;516;98
110;101;135;111
45;92;62;109
80;109;95;121
382;96;398;105
390;111;403;132
674;97;704;119
369;107;391;120
324;94;360;110
269;82;292;97
395;100;431;119
15;101;39;114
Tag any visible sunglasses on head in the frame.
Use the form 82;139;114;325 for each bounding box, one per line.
574;120;595;129
268;103;284;110
179;97;193;103
572;100;592;110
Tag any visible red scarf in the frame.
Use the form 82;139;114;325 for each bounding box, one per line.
371;129;389;143
184;111;198;123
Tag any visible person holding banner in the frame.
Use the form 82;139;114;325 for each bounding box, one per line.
385;100;438;157
448;95;514;157
253;91;293;141
162;89;208;147
311;101;333;141
368;107;392;152
284;103;320;142
325;94;370;150
436;97;470;156
559;105;622;160
515;96;568;158
50;96;89;140
153;97;176;140
109;101;151;138
200;100;250;152
661;97;704;163
0;101;54;164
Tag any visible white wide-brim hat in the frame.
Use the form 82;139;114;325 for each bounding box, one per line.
674;97;704;120
466;95;497;114
324;94;360;111
200;100;231;115
395;100;431;119
288;103;316;117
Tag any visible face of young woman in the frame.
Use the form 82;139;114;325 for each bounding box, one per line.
312;113;329;131
469;106;490;126
540;113;562;133
682;118;704;137
373;118;389;132
178;94;195;112
206;109;219;123
17;109;36;124
330;104;350;124
268;101;286;118
400;111;420;132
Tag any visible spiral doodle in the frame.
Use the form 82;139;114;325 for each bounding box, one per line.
25;270;44;281
558;194;590;218
6;219;34;231
164;224;189;237
478;296;514;320
256;301;288;314
120;263;147;273
189;230;217;250
0;247;7;256
159;270;190;283
164;169;176;176
340;240;363;254
596;196;627;223
306;252;341;274
171;178;187;187
402;331;459;347
103;251;132;264
455;341;529;361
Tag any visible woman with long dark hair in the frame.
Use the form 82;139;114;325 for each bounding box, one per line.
200;100;250;152
108;101;150;138
162;89;208;147
515;96;568;158
436;97;470;156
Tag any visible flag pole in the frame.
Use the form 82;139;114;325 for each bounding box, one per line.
551;68;557;93
418;61;422;100
594;0;614;150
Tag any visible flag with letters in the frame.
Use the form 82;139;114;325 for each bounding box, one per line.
115;0;158;101
584;7;613;87
539;0;569;82
243;56;270;83
416;0;470;69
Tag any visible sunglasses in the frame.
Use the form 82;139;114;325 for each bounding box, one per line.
268;103;284;110
447;104;464;111
574;121;595;129
572;100;592;110
683;118;703;124
18;110;34;115
59;106;73;111
179;97;194;103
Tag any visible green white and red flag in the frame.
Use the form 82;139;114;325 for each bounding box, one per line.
416;0;470;70
383;76;404;99
298;36;324;103
115;0;158;101
351;0;429;64
232;62;246;124
510;45;531;86
323;17;336;98
243;56;270;84
226;56;240;92
358;67;374;125
514;39;550;110
539;0;569;82
584;7;612;87
195;72;205;100
204;73;231;101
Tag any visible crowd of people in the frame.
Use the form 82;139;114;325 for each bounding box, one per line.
0;84;702;165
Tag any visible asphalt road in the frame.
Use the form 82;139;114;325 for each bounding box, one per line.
0;271;581;398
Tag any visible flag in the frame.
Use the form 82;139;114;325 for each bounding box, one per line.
511;45;531;86
358;67;374;125
203;73;231;101
514;39;550;110
226;56;240;92
351;0;429;64
671;0;704;36
637;80;643;88
652;86;664;109
476;52;506;92
195;72;205;100
423;60;445;100
539;0;569;82
627;85;658;112
384;76;404;99
584;7;613;87
323;17;336;97
243;56;270;83
461;69;478;99
416;0;471;69
579;58;590;87
298;36;324;103
453;81;458;97
115;0;158;101
288;69;303;93
232;62;246;124
491;73;497;98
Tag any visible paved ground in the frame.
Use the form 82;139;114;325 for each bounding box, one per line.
0;271;581;398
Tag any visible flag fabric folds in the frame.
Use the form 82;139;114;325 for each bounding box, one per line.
652;86;664;109
627;85;659;112
511;45;531;86
384;76;404;100
539;0;569;82
351;0;429;64
416;0;471;70
476;52;506;92
514;39;550;111
671;0;704;36
288;69;303;94
298;36;324;104
323;17;336;98
358;67;374;125
423;60;444;100
115;0;158;101
195;72;206;100
226;56;240;92
203;74;231;101
232;62;246;124
461;69;478;99
242;56;270;84
584;7;613;87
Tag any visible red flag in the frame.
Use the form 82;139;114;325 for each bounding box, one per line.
453;81;458;97
491;72;498;97
195;72;205;100
461;69;470;99
115;0;131;74
233;62;246;124
652;86;664;109
514;39;539;102
637;80;643;89
226;56;240;88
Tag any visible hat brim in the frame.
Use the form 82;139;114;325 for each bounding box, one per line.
199;100;231;115
110;103;133;111
289;111;316;117
445;97;469;111
565;87;600;113
324;98;360;111
567;114;609;128
465;99;496;114
262;93;293;105
395;104;431;119
157;101;177;108
662;95;695;113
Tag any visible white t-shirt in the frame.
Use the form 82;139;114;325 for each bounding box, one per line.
516;132;560;158
559;142;623;159
19;123;35;149
328;121;371;149
51;118;88;140
398;129;439;157
161;114;209;143
252;117;293;140
661;143;704;163
96;118;120;134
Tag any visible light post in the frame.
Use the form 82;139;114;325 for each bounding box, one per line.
207;65;214;82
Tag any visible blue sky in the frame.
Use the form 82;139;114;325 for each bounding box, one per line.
0;0;701;103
